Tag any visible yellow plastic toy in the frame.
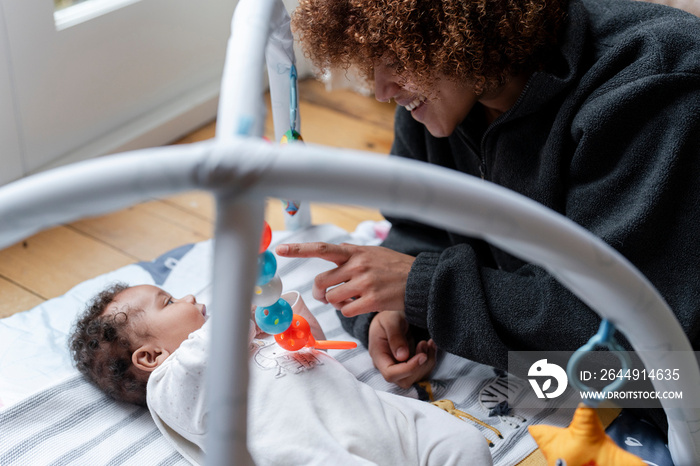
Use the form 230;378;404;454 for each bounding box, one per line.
529;403;645;466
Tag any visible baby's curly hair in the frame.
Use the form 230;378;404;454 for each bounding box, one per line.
69;283;149;406
292;0;567;94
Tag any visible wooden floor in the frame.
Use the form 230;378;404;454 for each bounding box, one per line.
0;79;396;318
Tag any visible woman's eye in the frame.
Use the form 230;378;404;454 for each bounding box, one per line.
167;298;174;305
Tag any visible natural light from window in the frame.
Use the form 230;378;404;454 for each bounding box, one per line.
54;0;142;31
54;0;90;11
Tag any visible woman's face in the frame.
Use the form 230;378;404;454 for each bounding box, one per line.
373;59;480;138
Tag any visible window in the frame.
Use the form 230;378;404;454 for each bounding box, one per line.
54;0;89;11
54;0;143;31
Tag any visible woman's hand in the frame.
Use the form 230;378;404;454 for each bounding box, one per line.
275;242;415;316
368;310;437;389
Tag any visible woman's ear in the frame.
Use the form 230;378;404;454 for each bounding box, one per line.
132;344;171;372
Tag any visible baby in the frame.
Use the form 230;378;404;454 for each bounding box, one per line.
69;282;493;466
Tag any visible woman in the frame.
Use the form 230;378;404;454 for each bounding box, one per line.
277;0;700;431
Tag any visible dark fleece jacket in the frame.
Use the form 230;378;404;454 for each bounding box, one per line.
339;0;700;430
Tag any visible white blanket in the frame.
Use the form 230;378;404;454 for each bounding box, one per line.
0;222;573;465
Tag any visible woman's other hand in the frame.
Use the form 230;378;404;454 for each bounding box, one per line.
368;310;437;389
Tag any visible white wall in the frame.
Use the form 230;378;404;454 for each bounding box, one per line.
0;3;24;185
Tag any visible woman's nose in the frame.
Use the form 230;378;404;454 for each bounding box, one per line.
373;66;399;103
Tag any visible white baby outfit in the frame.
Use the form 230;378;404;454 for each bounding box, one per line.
147;320;492;465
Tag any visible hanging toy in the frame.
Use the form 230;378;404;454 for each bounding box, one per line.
253;220;356;352
275;314;358;351
255;298;294;334
259;220;272;254
256;251;277;285
279;65;303;217
279;127;303;216
528;320;644;466
280;128;303;144
529;403;645;466
252;274;282;307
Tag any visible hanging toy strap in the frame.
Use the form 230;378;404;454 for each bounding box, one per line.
279;65;303;219
566;319;633;407
290;64;298;134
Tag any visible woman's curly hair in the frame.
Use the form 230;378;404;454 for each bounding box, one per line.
69;283;149;406
292;0;567;94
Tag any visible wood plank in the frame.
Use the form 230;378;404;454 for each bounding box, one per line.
0;277;44;318
184;80;396;151
300;99;394;153
70;201;212;261
161;194;383;234
136;199;214;238
266;199;385;233
266;199;377;231
0;226;134;300
298;79;396;132
162;191;216;222
171;119;216;145
265;95;394;154
171;80;397;149
162;194;288;231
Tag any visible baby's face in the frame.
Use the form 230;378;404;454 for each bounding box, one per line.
110;285;207;354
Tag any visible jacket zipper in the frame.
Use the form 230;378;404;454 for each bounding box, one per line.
478;77;534;180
